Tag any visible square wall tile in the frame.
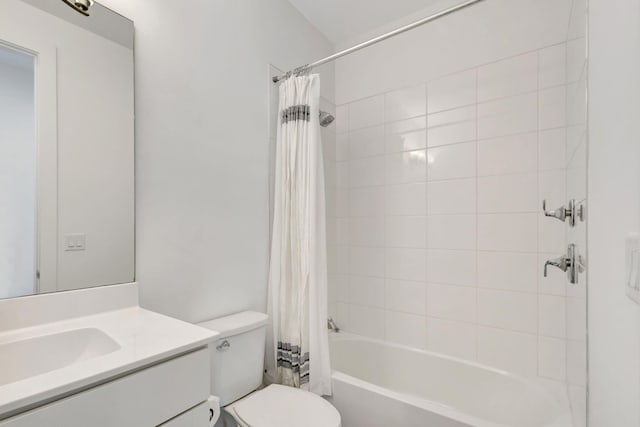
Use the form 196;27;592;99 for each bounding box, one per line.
349;276;385;308
348;126;385;159
567;340;587;386
427;250;477;286
330;274;350;303
428;178;477;215
385;216;427;248
478;213;538;252
336;105;349;134
385;311;427;349
336;133;349;162
349;217;384;247
567;298;587;342
427;215;476;250
428;141;477;181
538;216;566;254
477;251;538;293
385;117;427;153
538;295;566;338
539;169;567;210
330;302;350;331
478;133;538;176
336;162;349;189
349;187;385;217
385;84;426;122
428;69;477;113
349;156;386;187
539;44;567;89
349;305;385;339
386;248;427;282
349;95;384;131
478;52;538;102
427;284;477;323
539;86;567;130
349;246;384;277
386;279;427;315
478;93;537;140
385;183;427;216
385;151;428;184
427;318;477;360
478;173;538;213
477;327;537;376
478;289;537;333
538;337;567;381
539;128;567;171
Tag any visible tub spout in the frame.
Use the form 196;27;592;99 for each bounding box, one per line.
328;317;340;333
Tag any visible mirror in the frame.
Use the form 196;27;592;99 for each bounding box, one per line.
0;0;134;299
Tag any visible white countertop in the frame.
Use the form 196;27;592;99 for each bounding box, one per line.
0;307;219;419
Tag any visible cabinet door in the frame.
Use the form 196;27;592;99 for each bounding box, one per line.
0;349;210;427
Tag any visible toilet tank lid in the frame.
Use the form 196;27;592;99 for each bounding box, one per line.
198;311;269;339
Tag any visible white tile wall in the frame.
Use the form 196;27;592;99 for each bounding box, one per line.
328;41;586;389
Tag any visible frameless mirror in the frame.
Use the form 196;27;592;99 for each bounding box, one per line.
0;0;134;299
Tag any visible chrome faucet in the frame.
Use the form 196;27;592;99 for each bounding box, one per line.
327;317;340;333
544;244;585;285
542;199;585;227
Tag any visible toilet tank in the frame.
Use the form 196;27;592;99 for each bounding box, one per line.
198;311;269;406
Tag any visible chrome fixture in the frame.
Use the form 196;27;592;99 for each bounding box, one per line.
544;244;585;285
327;317;340;333
543;199;585;227
62;0;94;16
272;0;486;83
319;111;335;127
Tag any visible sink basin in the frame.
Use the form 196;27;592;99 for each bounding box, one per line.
0;328;120;386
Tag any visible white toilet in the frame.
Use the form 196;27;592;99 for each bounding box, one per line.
198;311;341;427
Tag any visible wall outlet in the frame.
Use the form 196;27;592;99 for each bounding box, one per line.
626;233;640;304
64;234;86;251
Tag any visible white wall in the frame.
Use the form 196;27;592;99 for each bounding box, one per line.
97;0;334;322
0;57;36;299
329;0;587;404
588;0;640;426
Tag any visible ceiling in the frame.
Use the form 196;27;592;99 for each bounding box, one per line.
287;0;451;45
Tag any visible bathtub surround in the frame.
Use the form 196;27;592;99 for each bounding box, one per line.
267;75;332;396
327;1;587;423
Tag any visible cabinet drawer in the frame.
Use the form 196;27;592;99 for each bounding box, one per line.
0;348;210;427
159;402;208;427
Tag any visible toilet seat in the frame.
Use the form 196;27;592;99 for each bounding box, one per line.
226;384;341;427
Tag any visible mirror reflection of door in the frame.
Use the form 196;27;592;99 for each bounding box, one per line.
0;44;36;299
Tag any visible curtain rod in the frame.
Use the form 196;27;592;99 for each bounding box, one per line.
272;0;486;83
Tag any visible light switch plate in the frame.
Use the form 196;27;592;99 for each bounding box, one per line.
64;233;86;251
626;233;640;304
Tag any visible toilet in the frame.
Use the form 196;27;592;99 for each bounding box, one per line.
198;311;341;427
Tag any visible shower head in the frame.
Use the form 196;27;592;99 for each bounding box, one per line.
319;111;335;127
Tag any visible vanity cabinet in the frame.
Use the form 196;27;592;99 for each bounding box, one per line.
0;349;210;427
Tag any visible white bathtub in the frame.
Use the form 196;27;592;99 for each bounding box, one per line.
328;333;572;427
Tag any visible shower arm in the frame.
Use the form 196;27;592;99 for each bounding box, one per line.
272;0;486;83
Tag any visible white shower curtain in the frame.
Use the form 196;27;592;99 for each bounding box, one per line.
266;74;332;396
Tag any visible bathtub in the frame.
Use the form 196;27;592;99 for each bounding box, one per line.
328;333;572;427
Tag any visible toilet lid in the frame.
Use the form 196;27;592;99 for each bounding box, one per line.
233;385;341;427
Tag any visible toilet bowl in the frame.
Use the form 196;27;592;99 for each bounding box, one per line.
198;311;341;427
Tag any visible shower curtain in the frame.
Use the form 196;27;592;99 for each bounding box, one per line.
266;74;332;396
